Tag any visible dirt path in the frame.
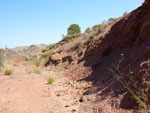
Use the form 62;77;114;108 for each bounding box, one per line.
0;61;133;113
0;73;53;113
0;64;85;113
0;63;137;113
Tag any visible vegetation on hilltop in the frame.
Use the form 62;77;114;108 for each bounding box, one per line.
67;24;81;35
85;27;92;33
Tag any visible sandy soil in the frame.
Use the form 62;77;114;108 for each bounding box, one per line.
0;63;143;113
0;63;87;113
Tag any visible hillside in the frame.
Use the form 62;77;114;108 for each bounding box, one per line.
1;44;48;60
12;44;48;55
0;0;150;113
44;0;150;112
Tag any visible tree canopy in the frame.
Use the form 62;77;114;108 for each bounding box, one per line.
67;24;81;35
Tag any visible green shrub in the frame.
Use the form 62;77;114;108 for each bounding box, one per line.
47;77;54;84
41;51;53;61
85;27;92;33
5;69;12;75
92;24;102;31
43;54;50;61
67;24;81;35
109;55;148;109
42;48;49;53
108;18;116;24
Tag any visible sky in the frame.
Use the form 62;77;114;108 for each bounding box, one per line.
0;0;144;48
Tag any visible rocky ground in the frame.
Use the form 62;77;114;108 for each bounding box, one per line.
0;58;135;113
2;53;149;113
0;62;79;113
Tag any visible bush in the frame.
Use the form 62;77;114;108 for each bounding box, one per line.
85;27;92;33
47;77;54;84
109;55;148;109
108;18;116;24
42;48;49;53
41;50;53;61
5;69;12;75
92;24;102;31
42;54;50;61
67;24;81;35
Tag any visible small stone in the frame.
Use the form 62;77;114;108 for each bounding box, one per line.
86;97;90;101
56;93;61;97
79;98;83;102
72;109;76;112
79;96;86;103
65;105;70;107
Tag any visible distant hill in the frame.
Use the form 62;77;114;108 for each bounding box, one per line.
2;44;48;59
11;44;48;55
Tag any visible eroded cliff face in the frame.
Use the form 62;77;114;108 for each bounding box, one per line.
44;0;150;110
45;0;150;81
81;0;150;81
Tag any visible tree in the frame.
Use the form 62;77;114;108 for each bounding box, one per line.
85;27;92;33
92;24;102;31
108;18;116;24
67;24;81;35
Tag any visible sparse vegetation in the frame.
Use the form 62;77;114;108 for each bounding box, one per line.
34;60;40;67
42;48;49;53
0;50;4;68
108;18;116;24
33;68;41;74
47;77;54;84
85;27;92;33
41;50;53;61
92;24;102;31
91;18;117;34
24;55;40;67
109;55;149;109
67;24;81;35
5;69;12;75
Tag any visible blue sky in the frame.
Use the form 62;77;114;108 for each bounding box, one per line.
0;0;144;48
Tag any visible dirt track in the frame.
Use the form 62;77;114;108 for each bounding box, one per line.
0;62;137;113
0;64;83;113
